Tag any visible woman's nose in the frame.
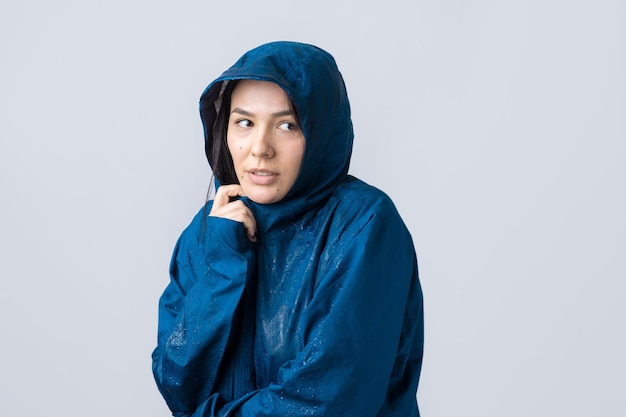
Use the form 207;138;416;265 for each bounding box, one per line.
250;128;274;158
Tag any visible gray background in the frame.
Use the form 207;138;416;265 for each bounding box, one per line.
1;0;624;415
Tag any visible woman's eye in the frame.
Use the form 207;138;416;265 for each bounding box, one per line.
278;122;297;131
236;119;252;128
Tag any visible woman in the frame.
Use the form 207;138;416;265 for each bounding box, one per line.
152;41;424;417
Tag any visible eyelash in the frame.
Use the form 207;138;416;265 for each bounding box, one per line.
235;119;253;128
234;119;298;131
279;122;297;131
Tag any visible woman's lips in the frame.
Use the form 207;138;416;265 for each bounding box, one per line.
247;169;279;185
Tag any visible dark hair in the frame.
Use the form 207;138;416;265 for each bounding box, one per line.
211;80;240;185
202;82;241;233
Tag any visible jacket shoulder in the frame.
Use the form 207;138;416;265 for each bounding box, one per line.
330;176;402;219
318;176;410;242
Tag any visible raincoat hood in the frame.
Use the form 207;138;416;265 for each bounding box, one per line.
199;41;354;234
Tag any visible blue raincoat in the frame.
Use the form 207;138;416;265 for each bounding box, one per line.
152;41;424;417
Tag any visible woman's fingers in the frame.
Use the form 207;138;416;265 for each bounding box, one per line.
212;201;257;242
209;185;257;242
211;184;247;212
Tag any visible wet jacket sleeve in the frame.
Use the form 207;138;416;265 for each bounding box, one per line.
152;207;256;415
190;196;423;417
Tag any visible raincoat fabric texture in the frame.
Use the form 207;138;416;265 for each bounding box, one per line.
152;41;424;417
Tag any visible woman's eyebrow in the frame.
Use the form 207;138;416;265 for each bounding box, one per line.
231;107;253;116
231;107;294;118
270;109;294;118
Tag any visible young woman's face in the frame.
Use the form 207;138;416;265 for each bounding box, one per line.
227;80;305;204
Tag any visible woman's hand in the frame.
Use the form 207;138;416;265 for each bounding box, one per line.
209;184;257;242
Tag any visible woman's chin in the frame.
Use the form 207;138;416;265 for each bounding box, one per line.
245;188;287;205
